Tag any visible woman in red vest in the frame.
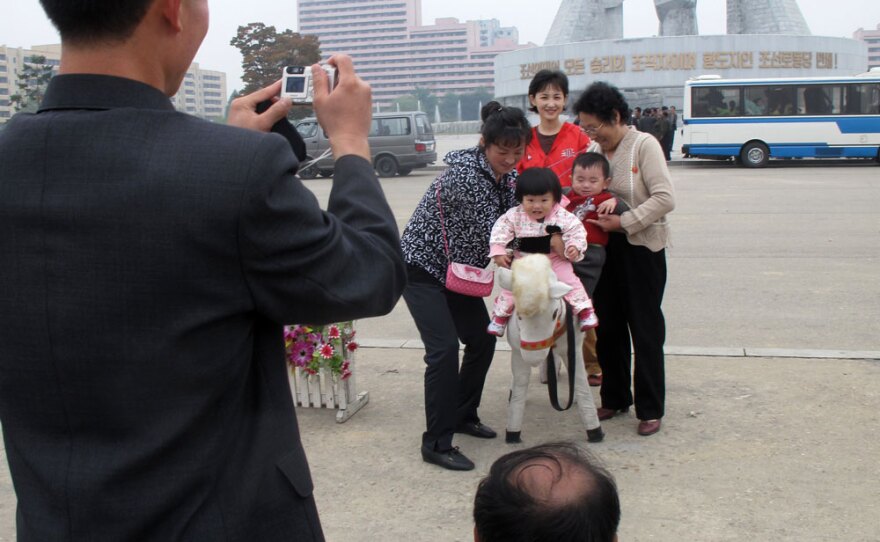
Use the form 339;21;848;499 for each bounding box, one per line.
516;70;592;188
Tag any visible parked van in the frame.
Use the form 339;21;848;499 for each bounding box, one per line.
294;111;437;178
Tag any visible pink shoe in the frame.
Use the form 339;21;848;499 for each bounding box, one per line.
578;309;598;330
486;315;509;337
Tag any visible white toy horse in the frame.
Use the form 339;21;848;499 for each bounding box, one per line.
496;254;604;444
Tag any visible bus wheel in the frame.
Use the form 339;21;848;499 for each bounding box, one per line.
375;155;398;177
740;142;769;168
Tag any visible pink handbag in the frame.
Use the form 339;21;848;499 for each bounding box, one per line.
445;262;494;297
437;180;495;297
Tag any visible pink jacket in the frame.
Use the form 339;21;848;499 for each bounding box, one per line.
488;203;587;262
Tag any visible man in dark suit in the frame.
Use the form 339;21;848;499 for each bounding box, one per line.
0;1;406;540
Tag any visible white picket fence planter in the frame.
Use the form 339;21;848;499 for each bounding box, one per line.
288;347;369;423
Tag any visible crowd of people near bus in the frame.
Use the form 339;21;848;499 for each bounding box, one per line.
630;105;678;161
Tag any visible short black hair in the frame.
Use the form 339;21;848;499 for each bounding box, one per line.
572;152;610;180
574;82;630;125
40;0;154;44
528;70;570;113
474;442;620;542
481;101;532;150
514;168;562;203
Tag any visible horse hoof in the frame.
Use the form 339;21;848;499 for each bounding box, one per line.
587;427;605;443
505;430;522;444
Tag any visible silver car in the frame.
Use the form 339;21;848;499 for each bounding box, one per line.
295;111;437;178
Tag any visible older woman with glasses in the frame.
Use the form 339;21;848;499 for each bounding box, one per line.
572;82;675;437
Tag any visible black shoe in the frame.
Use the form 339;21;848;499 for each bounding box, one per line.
505;430;522;444
587;427;605;443
455;421;497;439
421;445;475;471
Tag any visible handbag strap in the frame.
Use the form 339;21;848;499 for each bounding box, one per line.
435;179;452;262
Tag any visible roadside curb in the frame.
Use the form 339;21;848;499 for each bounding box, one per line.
356;338;880;361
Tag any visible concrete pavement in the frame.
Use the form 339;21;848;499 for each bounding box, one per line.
0;136;878;541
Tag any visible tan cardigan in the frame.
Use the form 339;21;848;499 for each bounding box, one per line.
590;129;674;252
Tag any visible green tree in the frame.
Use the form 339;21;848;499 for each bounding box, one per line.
459;88;493;121
223;89;241;122
10;55;55;113
439;92;461;122
411;87;438;114
393;94;419;112
230;23;321;95
393;87;439;116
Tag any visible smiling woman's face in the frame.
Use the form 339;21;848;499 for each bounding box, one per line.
484;141;526;178
578;111;626;152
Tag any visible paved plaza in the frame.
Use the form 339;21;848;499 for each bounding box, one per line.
0;136;878;540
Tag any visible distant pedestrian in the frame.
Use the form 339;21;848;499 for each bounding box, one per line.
658;108;672;161
667;105;678;158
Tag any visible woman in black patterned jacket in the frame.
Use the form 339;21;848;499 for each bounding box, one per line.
401;102;531;471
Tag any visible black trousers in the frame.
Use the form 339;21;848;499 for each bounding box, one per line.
402;264;497;451
593;233;667;421
661;131;674;161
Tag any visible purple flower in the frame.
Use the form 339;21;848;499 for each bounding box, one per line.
290;341;314;367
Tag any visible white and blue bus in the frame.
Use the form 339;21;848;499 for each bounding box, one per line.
680;70;880;167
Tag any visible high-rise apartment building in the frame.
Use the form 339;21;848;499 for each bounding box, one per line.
0;44;227;123
169;63;228;121
297;0;529;106
853;24;880;70
0;44;60;122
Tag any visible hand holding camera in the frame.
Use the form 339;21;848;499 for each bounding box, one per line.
310;55;373;162
281;65;337;104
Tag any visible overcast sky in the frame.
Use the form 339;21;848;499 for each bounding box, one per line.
3;0;878;94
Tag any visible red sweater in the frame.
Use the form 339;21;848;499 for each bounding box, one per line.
565;191;616;246
516;122;591;188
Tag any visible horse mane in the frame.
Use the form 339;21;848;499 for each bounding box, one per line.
511;254;552;317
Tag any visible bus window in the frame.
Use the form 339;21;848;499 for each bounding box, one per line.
844;83;880;114
744;86;769;115
692;86;741;117
766;86;796;116
800;85;838;115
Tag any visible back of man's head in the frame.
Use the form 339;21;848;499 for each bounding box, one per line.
40;0;155;45
473;442;620;542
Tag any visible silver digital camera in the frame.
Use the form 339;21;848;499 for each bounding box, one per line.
281;65;337;104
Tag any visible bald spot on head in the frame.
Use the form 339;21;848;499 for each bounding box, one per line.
511;455;592;506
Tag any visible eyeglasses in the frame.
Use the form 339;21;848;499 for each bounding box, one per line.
580;122;604;136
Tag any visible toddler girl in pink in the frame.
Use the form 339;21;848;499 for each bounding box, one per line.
487;167;598;336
